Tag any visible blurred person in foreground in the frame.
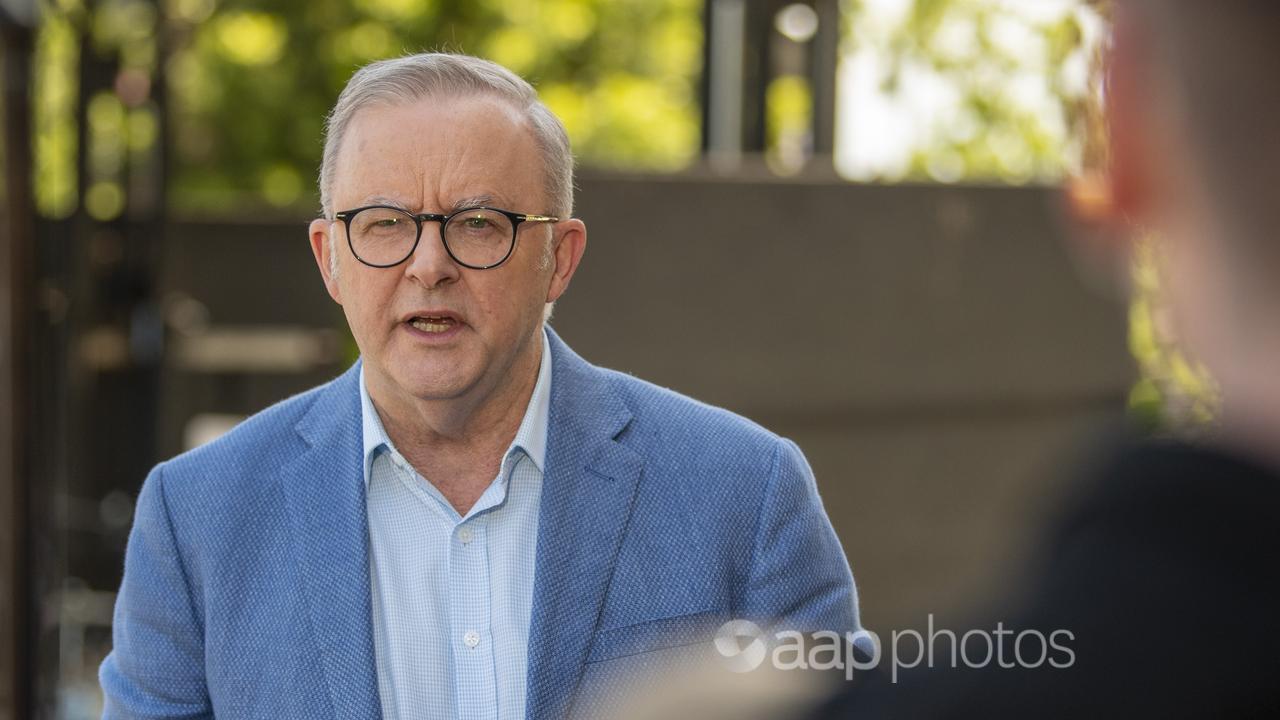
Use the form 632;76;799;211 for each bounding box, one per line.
98;53;861;719
602;2;1280;719
809;1;1280;717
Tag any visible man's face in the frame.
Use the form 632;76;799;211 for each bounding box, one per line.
309;95;584;409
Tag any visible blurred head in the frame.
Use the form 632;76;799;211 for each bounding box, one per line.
308;53;586;412
1105;1;1280;421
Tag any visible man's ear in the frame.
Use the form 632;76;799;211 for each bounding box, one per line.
1106;6;1161;228
1061;8;1161;292
545;219;587;305
308;218;343;304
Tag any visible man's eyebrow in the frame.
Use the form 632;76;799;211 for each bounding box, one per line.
360;195;411;209
354;194;508;212
451;194;501;211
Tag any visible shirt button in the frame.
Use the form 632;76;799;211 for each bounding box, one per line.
457;527;474;544
463;631;480;648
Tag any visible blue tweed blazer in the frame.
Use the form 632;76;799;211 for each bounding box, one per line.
100;328;860;719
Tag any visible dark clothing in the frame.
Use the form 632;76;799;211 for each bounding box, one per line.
815;437;1280;719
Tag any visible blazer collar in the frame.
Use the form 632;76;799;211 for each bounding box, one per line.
356;327;554;487
525;327;645;719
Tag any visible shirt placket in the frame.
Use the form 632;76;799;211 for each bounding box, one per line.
450;517;496;720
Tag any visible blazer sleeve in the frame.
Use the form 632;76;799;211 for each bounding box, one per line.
99;462;213;719
738;437;860;635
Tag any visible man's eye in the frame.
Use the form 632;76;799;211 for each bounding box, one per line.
372;218;401;228
463;216;491;229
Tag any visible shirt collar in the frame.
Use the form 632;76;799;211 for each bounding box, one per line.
359;327;552;488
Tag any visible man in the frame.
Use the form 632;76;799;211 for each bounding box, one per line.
809;1;1280;717
99;53;861;719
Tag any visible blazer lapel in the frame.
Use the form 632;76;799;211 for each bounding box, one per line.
281;363;381;720
525;329;645;720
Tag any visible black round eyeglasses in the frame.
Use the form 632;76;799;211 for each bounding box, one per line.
333;205;560;270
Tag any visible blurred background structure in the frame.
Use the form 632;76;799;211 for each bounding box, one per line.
0;0;1147;717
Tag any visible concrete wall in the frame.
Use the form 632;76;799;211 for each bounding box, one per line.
159;173;1134;632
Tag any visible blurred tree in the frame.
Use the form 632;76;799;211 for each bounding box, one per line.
838;0;1105;183
33;0;703;218
32;0;81;219
161;0;702;215
34;0;1118;217
1126;238;1220;430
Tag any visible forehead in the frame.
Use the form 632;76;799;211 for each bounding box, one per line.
333;94;545;210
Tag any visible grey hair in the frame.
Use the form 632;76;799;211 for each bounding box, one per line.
319;53;575;220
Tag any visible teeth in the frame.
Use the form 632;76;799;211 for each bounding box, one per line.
410;317;454;333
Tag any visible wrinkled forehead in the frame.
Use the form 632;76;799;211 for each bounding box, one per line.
333;94;545;211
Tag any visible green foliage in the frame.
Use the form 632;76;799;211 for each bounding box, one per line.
765;75;812;175
32;0;702;217
33;4;81;218
841;0;1103;183
1127;241;1221;429
35;0;1110;216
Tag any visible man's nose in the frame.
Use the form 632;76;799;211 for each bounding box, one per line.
403;222;461;289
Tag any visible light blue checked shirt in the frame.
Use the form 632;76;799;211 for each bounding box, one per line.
360;330;551;720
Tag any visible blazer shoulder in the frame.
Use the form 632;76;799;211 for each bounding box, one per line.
157;374;339;491
596;366;784;456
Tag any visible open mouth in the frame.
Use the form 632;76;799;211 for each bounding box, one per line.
407;316;458;334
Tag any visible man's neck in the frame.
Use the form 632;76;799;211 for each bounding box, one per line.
367;330;544;514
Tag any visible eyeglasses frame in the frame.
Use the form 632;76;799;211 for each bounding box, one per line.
333;204;560;270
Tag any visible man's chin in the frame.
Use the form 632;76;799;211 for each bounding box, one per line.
398;374;475;403
374;342;477;392
366;359;478;404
